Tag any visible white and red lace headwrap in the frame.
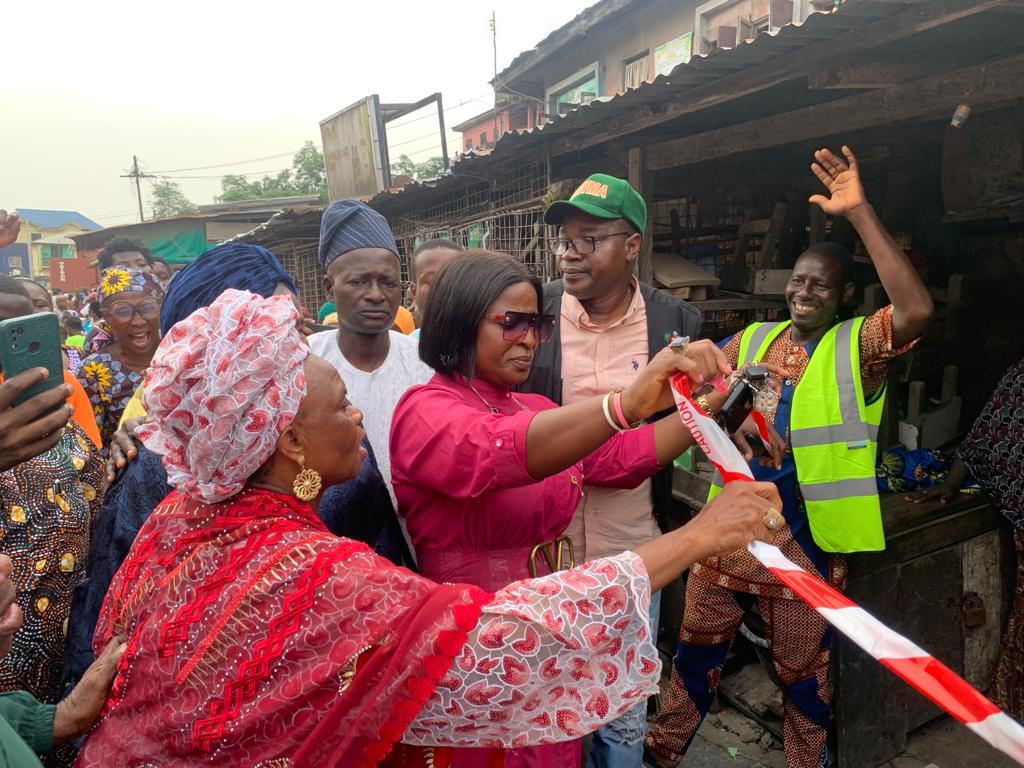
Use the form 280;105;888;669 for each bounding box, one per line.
138;289;309;503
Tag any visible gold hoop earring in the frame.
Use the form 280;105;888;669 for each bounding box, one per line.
293;454;322;502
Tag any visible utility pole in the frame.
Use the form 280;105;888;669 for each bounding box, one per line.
120;156;155;223
490;11;498;147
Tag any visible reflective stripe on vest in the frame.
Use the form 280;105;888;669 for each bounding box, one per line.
739;322;781;366
798;476;878;502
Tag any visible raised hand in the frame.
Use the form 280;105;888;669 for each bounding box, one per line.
809;145;868;218
0;211;20;251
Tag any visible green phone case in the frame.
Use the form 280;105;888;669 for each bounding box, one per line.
0;312;64;408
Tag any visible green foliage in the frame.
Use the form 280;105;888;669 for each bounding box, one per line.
390;155;445;182
291;141;328;195
216;141;328;203
150;180;197;218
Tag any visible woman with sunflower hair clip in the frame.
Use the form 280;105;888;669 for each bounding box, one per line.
75;268;163;448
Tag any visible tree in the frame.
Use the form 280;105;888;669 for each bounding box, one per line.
390;155;445;182
216;141;328;203
151;180;197;218
291;141;328;198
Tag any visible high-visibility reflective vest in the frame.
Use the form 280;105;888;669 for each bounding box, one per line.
708;318;886;553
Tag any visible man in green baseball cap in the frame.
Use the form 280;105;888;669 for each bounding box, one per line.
544;172;648;234
522;174;701;767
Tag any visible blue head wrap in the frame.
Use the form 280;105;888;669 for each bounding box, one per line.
318;199;398;271
159;243;296;335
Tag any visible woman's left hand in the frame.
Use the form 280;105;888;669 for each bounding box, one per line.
620;340;731;423
53;636;127;744
105;417;146;483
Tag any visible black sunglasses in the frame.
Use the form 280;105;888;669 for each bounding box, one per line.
487;311;556;343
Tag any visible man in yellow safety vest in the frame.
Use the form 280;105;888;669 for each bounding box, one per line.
646;146;934;768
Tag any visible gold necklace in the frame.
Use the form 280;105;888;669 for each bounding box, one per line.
469;382;529;414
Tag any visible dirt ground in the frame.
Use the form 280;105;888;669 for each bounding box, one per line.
644;657;1019;768
658;705;1019;768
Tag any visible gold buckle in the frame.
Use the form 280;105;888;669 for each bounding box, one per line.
529;535;575;577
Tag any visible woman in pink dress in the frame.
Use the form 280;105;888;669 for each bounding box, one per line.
391;252;738;767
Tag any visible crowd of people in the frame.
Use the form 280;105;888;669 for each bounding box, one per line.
0;144;1016;768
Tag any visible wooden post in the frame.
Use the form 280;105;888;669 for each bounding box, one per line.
941;365;959;404
757;202;790;268
907;380;926;423
628;147;655;284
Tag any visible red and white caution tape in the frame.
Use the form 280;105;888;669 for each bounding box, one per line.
670;374;1024;764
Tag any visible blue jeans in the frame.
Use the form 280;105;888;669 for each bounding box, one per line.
587;589;662;768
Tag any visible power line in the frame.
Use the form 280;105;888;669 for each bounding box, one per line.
403;145;445;159
120;155;156;222
389;131;447;150
156;167;290;181
147;150;300;174
386;94;491;128
91;207;143;218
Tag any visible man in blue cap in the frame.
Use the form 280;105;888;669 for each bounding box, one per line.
310;200;432;511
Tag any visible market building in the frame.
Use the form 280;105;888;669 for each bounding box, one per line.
334;1;1023;764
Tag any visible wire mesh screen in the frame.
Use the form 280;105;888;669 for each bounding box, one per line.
384;159;552;281
274;239;324;314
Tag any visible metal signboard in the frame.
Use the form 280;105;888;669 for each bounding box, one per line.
319;95;392;201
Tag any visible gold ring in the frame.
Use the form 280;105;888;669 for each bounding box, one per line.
762;508;783;531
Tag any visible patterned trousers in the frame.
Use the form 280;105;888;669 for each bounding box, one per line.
646;568;834;768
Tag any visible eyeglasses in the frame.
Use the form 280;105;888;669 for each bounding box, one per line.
549;232;633;256
487;311;556;343
107;299;160;323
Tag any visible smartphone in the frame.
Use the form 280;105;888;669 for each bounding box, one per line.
0;312;64;409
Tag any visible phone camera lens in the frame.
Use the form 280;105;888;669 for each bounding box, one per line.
15;328;22;335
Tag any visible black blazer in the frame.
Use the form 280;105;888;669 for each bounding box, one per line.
518;279;702;532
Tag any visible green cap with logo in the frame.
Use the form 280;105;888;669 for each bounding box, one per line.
543;173;647;234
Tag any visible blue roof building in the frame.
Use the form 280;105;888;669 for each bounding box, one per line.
15;209;101;231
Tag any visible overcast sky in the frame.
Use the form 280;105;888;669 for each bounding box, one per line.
1;0;593;227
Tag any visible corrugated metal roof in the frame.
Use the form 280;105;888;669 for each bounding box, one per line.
368;1;903;210
229;205;325;245
496;0;644;86
488;0;905;155
68;210;288;250
369;0;1022;212
15;209;101;231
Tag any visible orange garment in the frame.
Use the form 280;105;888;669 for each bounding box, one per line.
393;305;416;335
64;371;102;447
0;371;100;449
559;279;660;561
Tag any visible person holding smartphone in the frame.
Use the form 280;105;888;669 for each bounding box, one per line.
0;278;103;704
